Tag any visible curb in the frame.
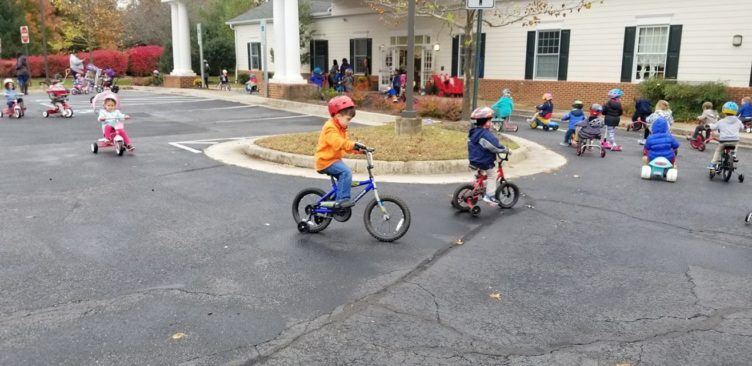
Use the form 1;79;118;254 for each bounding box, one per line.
243;136;529;175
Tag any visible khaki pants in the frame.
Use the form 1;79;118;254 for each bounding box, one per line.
712;141;737;164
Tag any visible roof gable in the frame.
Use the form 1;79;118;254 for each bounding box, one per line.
226;0;331;25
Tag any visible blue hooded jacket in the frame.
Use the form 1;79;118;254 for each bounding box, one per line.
468;127;504;170
562;108;585;130
644;117;680;162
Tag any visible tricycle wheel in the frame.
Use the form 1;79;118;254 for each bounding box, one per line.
600;149;606;158
746;212;752;223
116;141;125;156
91;143;98;154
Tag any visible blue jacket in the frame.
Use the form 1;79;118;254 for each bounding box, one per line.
536;101;553;118
468;127;505;170
491;96;514;118
738;102;752;118
644;117;680;162
562;108;585;130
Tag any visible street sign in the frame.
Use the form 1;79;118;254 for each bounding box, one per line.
20;25;30;44
466;0;495;9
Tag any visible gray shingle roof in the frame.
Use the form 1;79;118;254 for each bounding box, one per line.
226;0;331;25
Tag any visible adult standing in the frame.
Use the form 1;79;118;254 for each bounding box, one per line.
340;58;349;75
328;59;339;89
69;54;84;79
202;60;210;88
15;52;30;96
363;58;370;77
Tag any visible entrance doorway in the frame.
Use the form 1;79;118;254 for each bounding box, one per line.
378;35;434;92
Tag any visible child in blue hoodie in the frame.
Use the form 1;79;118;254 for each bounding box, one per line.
737;97;752;133
468;106;508;205
560;100;586;146
643;116;680;166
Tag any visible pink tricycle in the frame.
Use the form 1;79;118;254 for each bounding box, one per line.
91;117;132;156
1;98;25;119
42;82;73;118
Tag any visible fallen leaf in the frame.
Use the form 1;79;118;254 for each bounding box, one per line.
454;239;464;246
489;292;502;300
171;332;186;340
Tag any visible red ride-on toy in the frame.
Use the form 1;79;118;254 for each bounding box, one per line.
626;118;647;132
1;98;25;119
451;151;520;217
688;128;713;152
41;82;73;118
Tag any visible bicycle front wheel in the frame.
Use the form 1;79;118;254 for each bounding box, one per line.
495;182;519;209
364;195;411;242
292;188;332;233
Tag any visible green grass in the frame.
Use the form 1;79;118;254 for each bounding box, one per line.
25;77;133;90
255;123;519;162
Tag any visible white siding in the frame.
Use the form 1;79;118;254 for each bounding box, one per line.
233;22;276;72
231;0;752;87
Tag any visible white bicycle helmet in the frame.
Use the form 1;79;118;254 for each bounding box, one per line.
3;78;15;88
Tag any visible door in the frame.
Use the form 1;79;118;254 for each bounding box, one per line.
309;40;328;73
379;47;396;92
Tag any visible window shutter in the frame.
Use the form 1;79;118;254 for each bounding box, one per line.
309;40;315;71
749;62;752;87
525;31;535;80
479;33;486;78
349;39;355;70
665;24;682;80
366;38;373;75
557;29;570;81
247;42;252;70
620;27;636;82
451;36;459;77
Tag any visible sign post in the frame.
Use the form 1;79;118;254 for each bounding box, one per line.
466;0;494;110
260;19;269;97
197;23;205;89
20;25;30;58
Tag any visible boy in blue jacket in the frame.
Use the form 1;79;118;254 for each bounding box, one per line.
737;97;752;133
643;117;680;166
468;106;509;205
560;100;586;146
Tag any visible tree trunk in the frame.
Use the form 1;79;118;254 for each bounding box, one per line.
460;10;476;121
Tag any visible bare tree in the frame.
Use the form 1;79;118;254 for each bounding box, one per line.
365;0;600;119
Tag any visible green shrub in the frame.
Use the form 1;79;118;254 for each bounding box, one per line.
638;78;727;122
237;73;250;85
320;87;339;101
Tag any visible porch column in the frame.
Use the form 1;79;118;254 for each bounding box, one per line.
164;0;195;76
283;0;305;83
270;0;288;82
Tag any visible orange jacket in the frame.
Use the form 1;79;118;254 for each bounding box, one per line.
315;118;355;171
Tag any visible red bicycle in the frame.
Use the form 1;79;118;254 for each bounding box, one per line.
688;127;713;151
451;152;520;217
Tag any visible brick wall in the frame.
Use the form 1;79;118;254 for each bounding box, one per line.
267;83;319;100
479;78;752;108
163;75;196;89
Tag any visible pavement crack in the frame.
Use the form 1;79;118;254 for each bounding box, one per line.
405;280;441;322
685;268;702;307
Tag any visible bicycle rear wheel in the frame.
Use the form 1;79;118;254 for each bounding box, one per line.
292;188;332;233
364;195;411;242
451;184;475;212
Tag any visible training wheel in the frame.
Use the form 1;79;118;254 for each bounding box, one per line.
640;166;651;180
297;221;309;233
739;174;745;183
746;212;752;223
666;168;678;182
470;205;481;217
42;111;49;118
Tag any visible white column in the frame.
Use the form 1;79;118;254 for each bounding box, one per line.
270;0;287;82
176;1;195;76
283;0;305;83
169;2;180;76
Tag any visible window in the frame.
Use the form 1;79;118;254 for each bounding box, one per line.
452;34;485;78
247;42;261;70
634;25;669;80
351;38;370;74
535;31;560;79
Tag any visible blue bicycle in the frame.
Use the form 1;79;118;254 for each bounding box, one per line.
292;147;411;242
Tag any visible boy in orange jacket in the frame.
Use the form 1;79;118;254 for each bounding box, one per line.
315;96;366;208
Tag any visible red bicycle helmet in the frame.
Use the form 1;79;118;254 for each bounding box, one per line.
328;95;355;116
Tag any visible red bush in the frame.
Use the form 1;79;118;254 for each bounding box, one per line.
0;59;15;77
126;46;163;76
26;55;69;77
77;50;129;75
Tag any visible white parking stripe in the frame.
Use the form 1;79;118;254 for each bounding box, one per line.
168;142;203;154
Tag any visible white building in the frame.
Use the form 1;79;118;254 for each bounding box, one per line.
227;0;752;102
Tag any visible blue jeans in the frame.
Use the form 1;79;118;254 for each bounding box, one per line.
322;160;352;202
564;128;576;144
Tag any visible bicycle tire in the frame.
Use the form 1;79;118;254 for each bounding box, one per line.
292;188;332;233
363;195;411;242
495;182;519;209
451;184;475;212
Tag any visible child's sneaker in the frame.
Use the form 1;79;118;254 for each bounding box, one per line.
638;139;646;145
601;140;612;150
707;163;717;170
482;194;499;206
126;144;135;151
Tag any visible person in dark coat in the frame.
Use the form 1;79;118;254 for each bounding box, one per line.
15;52;30;95
328;60;339;89
339;58;349;75
643;117;679;165
602;88;624;151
